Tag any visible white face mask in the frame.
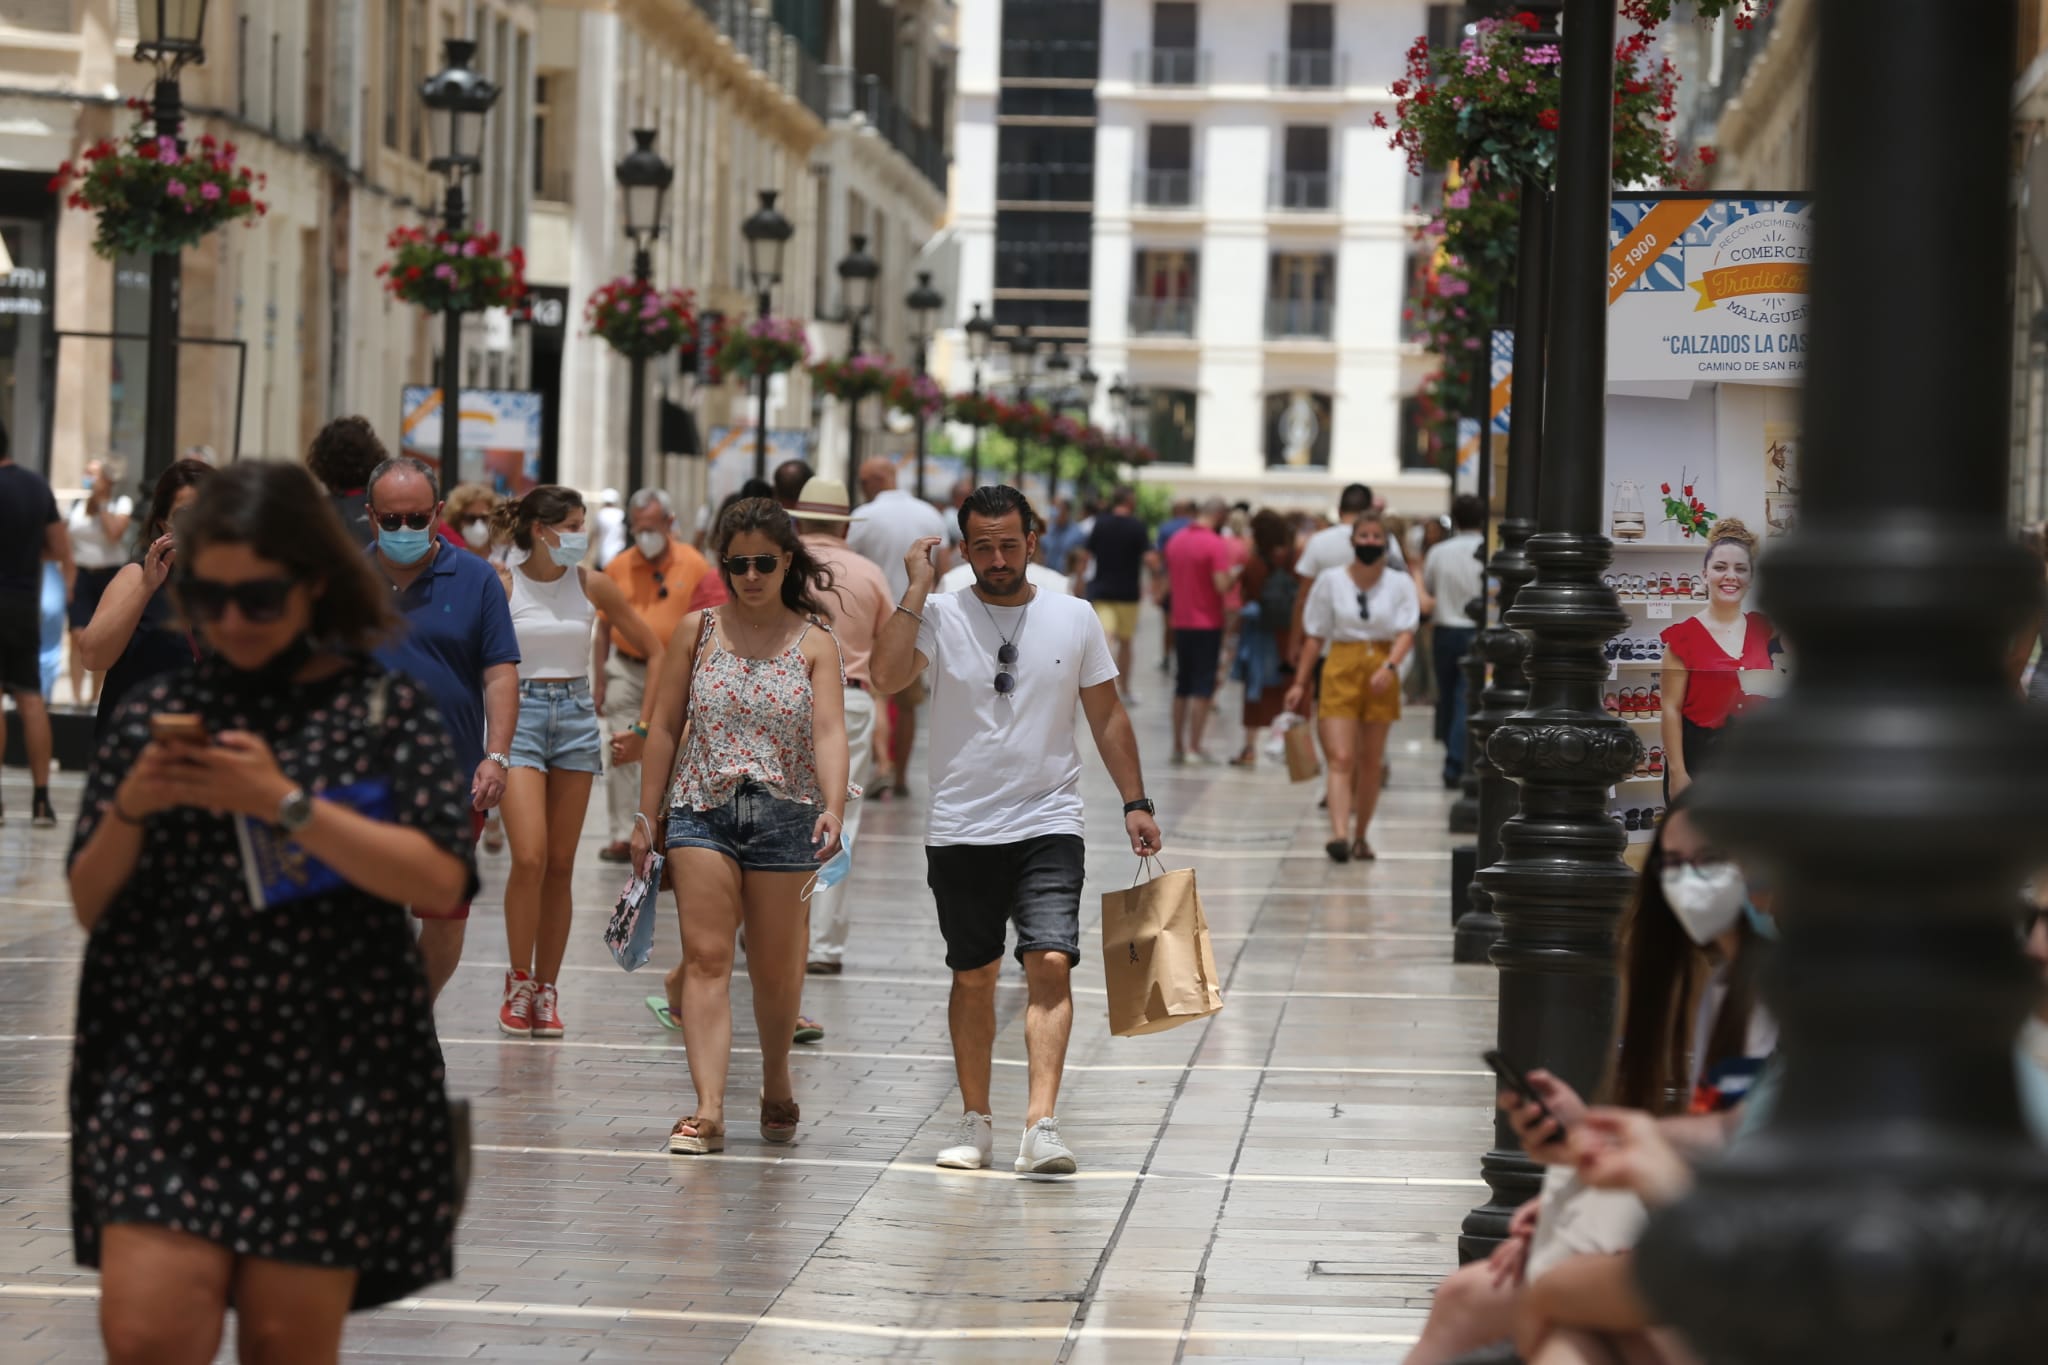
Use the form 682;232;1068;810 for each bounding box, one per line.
1659;861;1747;945
461;518;491;550
636;530;669;561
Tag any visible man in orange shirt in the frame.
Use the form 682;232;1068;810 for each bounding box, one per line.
595;488;708;863
791;476;893;974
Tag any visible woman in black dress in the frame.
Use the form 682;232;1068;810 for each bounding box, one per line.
67;460;477;1364
76;457;214;735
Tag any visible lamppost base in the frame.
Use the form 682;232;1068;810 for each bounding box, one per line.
1448;795;1479;834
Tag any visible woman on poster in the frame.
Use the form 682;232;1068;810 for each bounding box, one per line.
1660;520;1778;796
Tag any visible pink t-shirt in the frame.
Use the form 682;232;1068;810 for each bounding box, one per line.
1164;524;1230;630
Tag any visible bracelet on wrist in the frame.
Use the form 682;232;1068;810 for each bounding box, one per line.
893;603;925;625
630;722;649;738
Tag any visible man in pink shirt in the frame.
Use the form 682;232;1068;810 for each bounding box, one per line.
1161;499;1242;764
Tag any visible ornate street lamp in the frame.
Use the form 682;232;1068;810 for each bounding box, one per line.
741;188;795;480
836;234;880;489
905;270;943;501
616;127;672;493
420;38;501;491
1008;327;1038;488
134;0;211;490
963;303;996;486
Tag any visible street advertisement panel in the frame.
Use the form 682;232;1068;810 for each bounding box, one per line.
705;425;814;508
400;387;543;494
1608;194;1811;387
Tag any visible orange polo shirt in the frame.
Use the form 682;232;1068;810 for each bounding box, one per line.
601;538;708;659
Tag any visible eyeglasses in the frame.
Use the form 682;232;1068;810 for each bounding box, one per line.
1356;591;1372;621
652;569;669;600
723;554;781;578
178;574;298;623
374;511;436;532
994;640;1018;696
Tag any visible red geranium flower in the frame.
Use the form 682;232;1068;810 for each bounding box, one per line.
1538;109;1560;130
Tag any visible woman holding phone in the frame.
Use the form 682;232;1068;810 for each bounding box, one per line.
76;457;215;734
67;460;477;1363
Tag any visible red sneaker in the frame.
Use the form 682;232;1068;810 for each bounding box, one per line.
499;969;534;1036
530;983;564;1038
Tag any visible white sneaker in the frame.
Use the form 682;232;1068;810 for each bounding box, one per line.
935;1111;994;1169
1014;1116;1078;1178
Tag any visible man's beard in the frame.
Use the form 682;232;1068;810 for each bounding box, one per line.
975;567;1026;600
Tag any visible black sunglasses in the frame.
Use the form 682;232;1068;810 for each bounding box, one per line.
1356;591;1372;621
723;554;781;578
652;569;669;600
179;574;298;623
994;640;1018;696
374;510;436;532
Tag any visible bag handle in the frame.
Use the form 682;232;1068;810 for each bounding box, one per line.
1130;854;1170;886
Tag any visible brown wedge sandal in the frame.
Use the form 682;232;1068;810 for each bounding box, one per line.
668;1115;726;1155
1351;836;1376;862
760;1096;800;1144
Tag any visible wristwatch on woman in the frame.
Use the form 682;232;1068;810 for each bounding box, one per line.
276;786;314;834
485;751;512;770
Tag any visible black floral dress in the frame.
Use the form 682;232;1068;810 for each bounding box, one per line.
68;654;477;1309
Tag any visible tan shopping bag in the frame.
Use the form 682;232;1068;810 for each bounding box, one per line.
1283;720;1322;783
1100;859;1226;1036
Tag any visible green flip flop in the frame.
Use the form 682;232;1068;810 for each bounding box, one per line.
644;994;681;1031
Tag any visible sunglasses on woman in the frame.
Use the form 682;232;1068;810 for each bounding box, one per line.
374;511;436;532
178;574;298;623
723;554;782;578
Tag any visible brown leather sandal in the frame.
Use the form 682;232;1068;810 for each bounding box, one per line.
1351;836;1376;861
760;1096;800;1144
668;1115;725;1155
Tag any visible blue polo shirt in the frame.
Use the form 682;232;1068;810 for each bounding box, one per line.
371;543;520;781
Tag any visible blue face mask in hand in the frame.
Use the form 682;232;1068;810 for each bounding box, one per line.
547;530;589;567
378;525;434;566
802;841;853;902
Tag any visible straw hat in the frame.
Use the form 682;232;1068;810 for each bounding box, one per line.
792;476;853;523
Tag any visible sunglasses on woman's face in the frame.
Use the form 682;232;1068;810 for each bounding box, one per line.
994;640;1019;696
374;510;436;532
723;554;781;578
179;574;298;623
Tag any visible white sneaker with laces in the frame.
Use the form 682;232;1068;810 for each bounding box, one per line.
1014;1116;1077;1177
935;1111;994;1169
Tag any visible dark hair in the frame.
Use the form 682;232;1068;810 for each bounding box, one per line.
771;459;815;508
139;457;216;551
715;497;835;618
740;477;774;500
490;484;585;552
304;415;387;493
1250;508;1294;564
1451;493;1484;531
958;484;1037;539
1112;485;1136;509
1339;482;1373;516
1606;789;1767;1114
173;460;396;651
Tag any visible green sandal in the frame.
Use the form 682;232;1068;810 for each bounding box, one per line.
644;994;681;1031
794;1015;825;1044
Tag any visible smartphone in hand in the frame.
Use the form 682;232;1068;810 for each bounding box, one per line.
149;713;209;748
1483;1049;1565;1136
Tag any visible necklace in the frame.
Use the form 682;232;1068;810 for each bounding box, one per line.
978;591;1031;699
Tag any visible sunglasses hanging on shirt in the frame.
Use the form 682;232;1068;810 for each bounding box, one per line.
1356;590;1372;621
979;596;1030;698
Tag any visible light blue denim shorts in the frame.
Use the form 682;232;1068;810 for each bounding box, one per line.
510;677;604;775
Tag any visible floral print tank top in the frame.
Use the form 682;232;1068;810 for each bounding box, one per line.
672;610;833;812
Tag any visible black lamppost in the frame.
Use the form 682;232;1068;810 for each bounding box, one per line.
420;38;501;493
1008;327;1038;487
963;303;995;486
615;127;673;494
1042;341;1073;508
134;0;210;490
1466;0;1636;1256
1640;3;2048;1359
836;233;879;486
905;270;942;501
1071;359;1101;499
741;188;794;481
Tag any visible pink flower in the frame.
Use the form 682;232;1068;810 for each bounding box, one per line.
199;181;221;201
435;263;458;283
165;180;187;198
461;237;484;258
1446;186;1472;210
157;137;180;165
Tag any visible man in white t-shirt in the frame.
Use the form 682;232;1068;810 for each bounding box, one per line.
871;484;1163;1179
848;457;950;795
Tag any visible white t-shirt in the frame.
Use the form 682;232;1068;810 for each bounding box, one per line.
915;587;1118;846
848;488;949;602
937;561;1072;596
1297;520;1408;580
1423;530;1488;630
68;495;135;570
1302;565;1420;645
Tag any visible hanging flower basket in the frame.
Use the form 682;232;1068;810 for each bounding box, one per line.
717;315;810;378
377;225;527;314
996;400;1056;445
584;277;696;358
50;110;268;259
809;353;894;402
947;390;1006;427
886;367;945;421
1624;1;1774;28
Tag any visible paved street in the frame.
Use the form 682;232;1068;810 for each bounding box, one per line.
0;641;1498;1362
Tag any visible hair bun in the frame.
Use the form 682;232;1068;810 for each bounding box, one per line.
1708;517;1757;551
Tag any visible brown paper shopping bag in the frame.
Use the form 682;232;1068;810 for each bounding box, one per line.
1100;859;1225;1037
1283;720;1321;783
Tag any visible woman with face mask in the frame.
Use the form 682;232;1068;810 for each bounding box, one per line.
65;461;477;1362
441;483;502;559
489;486;666;1040
1283;510;1420;862
1660;520;1778;797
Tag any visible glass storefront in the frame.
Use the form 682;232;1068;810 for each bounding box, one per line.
0;215;52;470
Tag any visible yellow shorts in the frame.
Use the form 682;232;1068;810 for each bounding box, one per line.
1320;640;1402;725
1093;600;1141;641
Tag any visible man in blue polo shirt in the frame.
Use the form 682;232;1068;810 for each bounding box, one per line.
366;455;520;1000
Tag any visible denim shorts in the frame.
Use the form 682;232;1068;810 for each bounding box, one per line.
666;779;823;873
509;677;604;775
926;834;1085;971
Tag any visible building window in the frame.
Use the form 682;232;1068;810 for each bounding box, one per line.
1130;249;1198;335
1398;395;1439;470
1266;391;1333;467
1282;4;1338;87
382;0;401;149
1145;387;1197;464
1001;0;1101;81
1267;252;1335;339
407;0;427;161
1142;2;1201;85
997;212;1093;292
1276;125;1333;210
998;126;1095;203
1141;125;1193;207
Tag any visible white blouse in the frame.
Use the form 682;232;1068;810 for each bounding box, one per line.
1303;565;1420;645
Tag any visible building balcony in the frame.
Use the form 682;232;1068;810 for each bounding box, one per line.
1130;296;1198;336
823;67;949;195
1272;172;1337;212
997;162;1094;204
693;0;832;124
1133;169;1198;209
1271;49;1346;89
1133;48;1207;87
1265;298;1334;340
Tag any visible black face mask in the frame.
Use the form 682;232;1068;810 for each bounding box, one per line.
1354;543;1387;566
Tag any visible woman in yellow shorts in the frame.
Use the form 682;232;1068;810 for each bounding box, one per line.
1285;512;1419;862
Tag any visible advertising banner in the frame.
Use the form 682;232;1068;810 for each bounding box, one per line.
1608;194;1812;387
1490;329;1514;436
705;425;814;507
400;387;544;494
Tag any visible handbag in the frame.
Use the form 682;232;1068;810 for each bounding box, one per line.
1099;857;1225;1036
603;850;664;971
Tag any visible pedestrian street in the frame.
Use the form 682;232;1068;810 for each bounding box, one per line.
0;658;1500;1362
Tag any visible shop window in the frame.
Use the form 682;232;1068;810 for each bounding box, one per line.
1265;390;1332;467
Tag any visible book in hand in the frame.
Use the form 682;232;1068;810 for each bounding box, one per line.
233;779;394;910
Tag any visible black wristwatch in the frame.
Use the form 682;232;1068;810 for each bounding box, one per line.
1123;798;1156;816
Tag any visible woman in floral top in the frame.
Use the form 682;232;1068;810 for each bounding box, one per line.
631;498;850;1154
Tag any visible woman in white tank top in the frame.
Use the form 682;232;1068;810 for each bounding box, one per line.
491;486;666;1041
